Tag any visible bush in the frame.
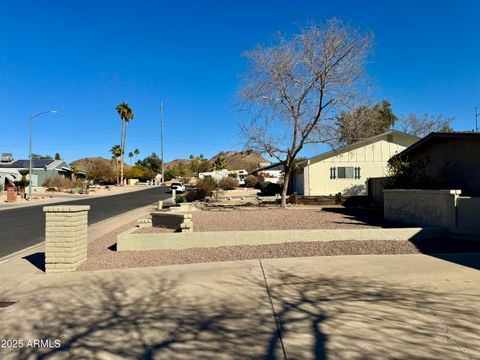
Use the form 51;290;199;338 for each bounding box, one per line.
13;179;30;190
185;177;217;202
175;194;185;203
244;175;257;188
42;176;77;191
258;181;282;196
218;176;239;190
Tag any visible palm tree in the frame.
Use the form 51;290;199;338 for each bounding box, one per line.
110;145;122;184
134;148;140;163
128;151;134;164
210;155;226;171
115;102;134;185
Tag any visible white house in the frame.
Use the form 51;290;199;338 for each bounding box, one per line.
198;169;248;185
294;131;418;196
250;163;284;184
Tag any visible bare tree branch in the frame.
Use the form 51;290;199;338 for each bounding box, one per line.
239;19;373;207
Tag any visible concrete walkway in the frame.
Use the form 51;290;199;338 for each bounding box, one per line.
0;248;479;359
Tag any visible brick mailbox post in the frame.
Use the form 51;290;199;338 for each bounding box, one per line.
5;183;17;203
43;205;90;273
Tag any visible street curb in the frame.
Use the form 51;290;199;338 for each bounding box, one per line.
0;202;158;263
0;185;162;212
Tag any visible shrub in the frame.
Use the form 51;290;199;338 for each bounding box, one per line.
244;175;257;188
13;179;30;190
175;194;185;203
218;176;239;190
185;177;217;201
258;181;282;196
42;176;76;191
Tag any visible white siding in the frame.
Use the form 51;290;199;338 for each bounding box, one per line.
304;134;416;196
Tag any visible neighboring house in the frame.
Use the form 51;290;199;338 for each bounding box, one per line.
393;132;480;196
199;169;248;185
0;158;75;187
295;131;418;196
250;163;284;184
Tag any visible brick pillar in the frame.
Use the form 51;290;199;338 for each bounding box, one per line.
43;205;90;273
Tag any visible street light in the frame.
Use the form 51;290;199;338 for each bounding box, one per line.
28;110;59;201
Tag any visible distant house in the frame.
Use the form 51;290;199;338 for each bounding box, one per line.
0;156;77;188
394;132;480;196
250;163;284;184
198;169;248;185
294;131;418;196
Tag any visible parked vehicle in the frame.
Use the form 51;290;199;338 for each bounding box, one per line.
170;182;185;193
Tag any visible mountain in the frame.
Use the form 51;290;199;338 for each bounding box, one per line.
210;150;269;172
165;150;269;173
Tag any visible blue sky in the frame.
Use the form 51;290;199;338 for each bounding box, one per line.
0;1;479;163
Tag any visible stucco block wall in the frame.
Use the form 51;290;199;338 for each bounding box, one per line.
44;205;90;273
384;190;460;230
151;212;193;232
117;227;447;251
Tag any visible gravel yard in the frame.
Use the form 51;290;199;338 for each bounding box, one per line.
191;207;404;232
132;226;175;234
76;207;480;272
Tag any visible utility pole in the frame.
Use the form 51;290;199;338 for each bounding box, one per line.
476;106;479;132
160;101;165;185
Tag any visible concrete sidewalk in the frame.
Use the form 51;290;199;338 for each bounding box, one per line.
0;250;479;359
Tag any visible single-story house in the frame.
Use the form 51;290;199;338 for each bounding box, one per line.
250;163;284;184
393;132;480;196
199;169;248;185
294;130;418;196
0;158;77;188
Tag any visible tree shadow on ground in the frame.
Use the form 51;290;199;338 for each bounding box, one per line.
320;207;406;228
2;267;477;359
247;267;480;360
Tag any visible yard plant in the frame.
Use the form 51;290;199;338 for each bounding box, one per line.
239;19;373;207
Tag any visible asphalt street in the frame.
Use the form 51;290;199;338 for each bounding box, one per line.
0;186;171;258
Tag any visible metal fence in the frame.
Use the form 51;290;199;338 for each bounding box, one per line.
367;177;387;208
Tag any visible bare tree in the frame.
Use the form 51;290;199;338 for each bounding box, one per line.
239;19;373;207
396;113;454;137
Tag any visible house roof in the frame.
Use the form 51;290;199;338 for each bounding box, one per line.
249;130;418;174
395;132;480;159
0;159;71;171
308;130;418;165
0;159;55;169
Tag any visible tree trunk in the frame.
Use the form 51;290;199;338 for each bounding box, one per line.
120;119;125;186
121;122;128;186
281;165;292;208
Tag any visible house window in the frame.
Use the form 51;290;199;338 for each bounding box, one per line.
387;134;393;143
338;167;354;179
337;166;361;179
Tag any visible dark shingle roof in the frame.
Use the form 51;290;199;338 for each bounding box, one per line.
397;132;480;159
0;159;55;169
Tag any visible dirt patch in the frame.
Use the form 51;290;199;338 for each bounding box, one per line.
191;207;404;232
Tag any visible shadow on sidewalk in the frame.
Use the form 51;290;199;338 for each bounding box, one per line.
22;252;45;272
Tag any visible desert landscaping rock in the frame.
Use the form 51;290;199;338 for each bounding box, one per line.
191;207;404;232
77;210;480;272
132;226;175;234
